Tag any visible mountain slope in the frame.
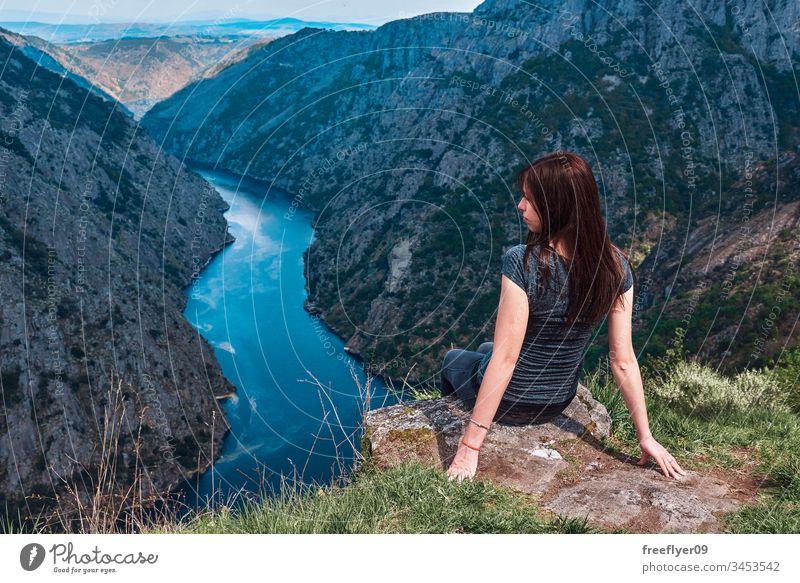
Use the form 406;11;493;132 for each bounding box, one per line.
0;27;125;110
0;26;275;119
142;0;800;379
59;36;273;118
0;35;235;519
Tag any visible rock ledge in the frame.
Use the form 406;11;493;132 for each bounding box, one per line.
363;385;758;533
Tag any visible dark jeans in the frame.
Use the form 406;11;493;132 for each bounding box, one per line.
440;342;573;426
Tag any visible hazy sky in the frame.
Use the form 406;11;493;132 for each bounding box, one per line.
0;0;485;25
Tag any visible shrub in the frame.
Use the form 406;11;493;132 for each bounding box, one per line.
766;346;800;413
733;368;791;413
650;359;790;417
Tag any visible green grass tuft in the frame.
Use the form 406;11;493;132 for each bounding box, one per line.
146;461;602;534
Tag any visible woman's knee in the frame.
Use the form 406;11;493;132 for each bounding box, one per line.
440;371;455;396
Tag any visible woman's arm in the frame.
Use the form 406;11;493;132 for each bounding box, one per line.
461;356;516;449
466;275;528;445
608;287;687;479
607;287;652;441
446;275;528;481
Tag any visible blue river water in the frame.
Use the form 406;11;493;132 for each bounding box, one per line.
179;168;400;511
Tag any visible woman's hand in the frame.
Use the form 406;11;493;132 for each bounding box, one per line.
637;435;687;479
446;440;479;482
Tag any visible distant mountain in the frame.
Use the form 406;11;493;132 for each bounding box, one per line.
644;150;800;369
0;27;126;111
0;17;376;44
0;26;276;119
59;36;273;118
142;0;800;379
0;33;235;518
0;16;376;119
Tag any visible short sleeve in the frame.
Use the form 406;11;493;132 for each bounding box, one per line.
501;245;527;292
617;250;633;293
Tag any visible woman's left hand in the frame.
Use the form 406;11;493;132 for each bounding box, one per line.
446;440;479;482
637;435;687;479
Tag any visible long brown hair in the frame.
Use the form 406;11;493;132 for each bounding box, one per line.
517;151;636;330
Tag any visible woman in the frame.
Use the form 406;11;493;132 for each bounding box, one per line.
442;151;686;482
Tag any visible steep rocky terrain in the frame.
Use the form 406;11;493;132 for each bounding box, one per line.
142;0;800;380
632;151;800;370
0;34;235;519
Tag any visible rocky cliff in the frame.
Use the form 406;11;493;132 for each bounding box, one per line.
142;0;800;379
363;386;760;533
0;33;235;519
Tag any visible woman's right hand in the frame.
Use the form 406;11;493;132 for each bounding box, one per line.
637;435;687;479
446;439;480;482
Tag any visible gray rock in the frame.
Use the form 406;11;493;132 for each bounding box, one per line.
363;383;757;533
544;469;742;534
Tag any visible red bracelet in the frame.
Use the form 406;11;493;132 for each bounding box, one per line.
461;439;480;452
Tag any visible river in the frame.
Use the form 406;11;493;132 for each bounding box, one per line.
178;167;400;511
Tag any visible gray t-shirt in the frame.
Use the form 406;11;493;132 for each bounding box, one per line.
477;243;633;405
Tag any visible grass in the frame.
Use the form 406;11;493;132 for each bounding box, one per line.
143;461;598;534
4;346;800;534
383;368;441;401
2;370;200;534
142;350;800;534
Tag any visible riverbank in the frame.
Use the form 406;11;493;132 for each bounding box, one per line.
186;162;425;397
173;166;400;512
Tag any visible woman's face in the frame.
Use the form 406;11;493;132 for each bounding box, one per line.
518;187;541;232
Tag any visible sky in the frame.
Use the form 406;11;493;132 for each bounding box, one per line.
0;0;486;25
